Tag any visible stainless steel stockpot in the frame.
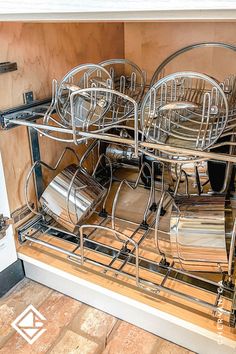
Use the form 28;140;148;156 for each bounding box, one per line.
170;195;233;272
40;164;106;232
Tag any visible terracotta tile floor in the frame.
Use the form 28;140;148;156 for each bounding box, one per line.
0;278;194;354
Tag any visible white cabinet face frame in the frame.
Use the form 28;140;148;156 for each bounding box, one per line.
0;0;236;21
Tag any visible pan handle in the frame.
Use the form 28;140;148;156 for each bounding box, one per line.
159;101;198;112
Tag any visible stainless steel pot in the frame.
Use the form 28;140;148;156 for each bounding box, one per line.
40;164;106;232
106;143;138;164
170;161;209;192
170;195;233;272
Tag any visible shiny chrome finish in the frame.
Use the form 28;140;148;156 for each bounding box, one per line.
140;72;231;194
100;58;146;104
170;159;230;194
18;211;235;327
141;72;229;155
111;162;154;229
40;164;106;232
106;143;137;163
170;195;232;272
150;42;236;133
159;101;199;112
170;161;208;191
25;147;80;218
56;63;112;127
70;87;139;156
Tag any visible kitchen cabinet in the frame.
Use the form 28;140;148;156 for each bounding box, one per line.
0;5;236;353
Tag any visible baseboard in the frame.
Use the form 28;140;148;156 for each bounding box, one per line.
0;259;25;297
21;256;236;354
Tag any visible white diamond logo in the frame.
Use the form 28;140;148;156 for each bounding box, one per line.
11;304;46;344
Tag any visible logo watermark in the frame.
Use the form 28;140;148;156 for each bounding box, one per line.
11;304;46;344
215;283;224;345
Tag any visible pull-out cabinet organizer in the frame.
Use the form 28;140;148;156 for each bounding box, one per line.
0;18;236;354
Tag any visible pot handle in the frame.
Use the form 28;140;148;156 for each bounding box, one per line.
159;101;198;112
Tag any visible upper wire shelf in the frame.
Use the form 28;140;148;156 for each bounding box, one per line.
1;49;236;165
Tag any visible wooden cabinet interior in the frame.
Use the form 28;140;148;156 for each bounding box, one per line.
1;20;236;220
0;22;124;212
1;21;236;211
0;20;236;351
2;21;236;213
124;22;236;81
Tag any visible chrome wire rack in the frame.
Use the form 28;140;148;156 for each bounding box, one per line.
150;42;236;127
18;165;236;327
2;55;235;327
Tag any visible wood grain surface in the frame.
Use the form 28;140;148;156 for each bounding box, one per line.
2;21;236;212
124;22;236;82
0;22;124;212
0;22;124;110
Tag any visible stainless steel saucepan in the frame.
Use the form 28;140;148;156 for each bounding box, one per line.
40;164;106;232
25;148;107;233
169;195;234;273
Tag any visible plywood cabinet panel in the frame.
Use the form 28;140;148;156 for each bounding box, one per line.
0;22;124;212
124;22;236;82
0;22;124;110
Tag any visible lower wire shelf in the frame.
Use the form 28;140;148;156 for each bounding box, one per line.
17;210;236;328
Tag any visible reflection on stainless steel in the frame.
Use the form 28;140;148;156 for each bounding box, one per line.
40;164;106;232
150;42;236;133
159;101;198;112
170;161;208;190
170;195;232;272
106;143;137;163
170;159;229;194
139;71;234;196
56;64;112;128
14;57;236;327
141;72;229;154
99;58;146;104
